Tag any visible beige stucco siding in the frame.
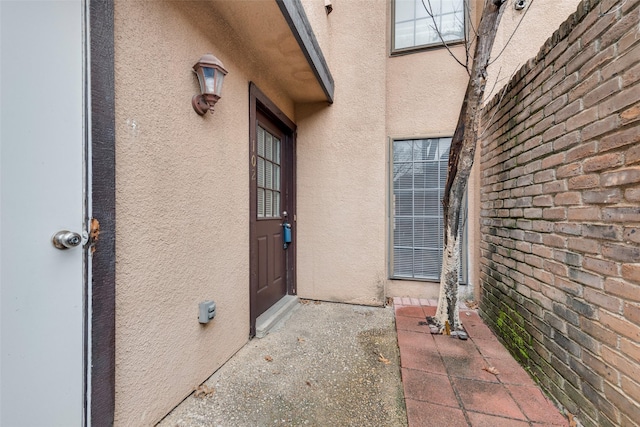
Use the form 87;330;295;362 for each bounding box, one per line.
295;0;389;304
114;1;295;424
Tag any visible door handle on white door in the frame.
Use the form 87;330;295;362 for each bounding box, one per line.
52;230;82;250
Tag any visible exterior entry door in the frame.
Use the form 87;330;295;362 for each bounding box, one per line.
249;85;296;336
1;1;86;425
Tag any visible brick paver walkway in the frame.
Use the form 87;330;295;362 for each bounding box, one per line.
394;297;570;427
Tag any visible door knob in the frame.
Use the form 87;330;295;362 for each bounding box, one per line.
52;230;82;250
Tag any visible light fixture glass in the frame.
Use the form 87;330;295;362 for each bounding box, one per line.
192;53;228;116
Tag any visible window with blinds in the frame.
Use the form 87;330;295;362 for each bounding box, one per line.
391;138;451;280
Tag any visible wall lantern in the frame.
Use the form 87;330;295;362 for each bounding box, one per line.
192;53;228;116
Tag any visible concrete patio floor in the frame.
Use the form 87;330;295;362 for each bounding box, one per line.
394;297;570;427
158;299;571;426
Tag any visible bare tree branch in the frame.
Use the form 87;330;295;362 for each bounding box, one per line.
421;0;470;73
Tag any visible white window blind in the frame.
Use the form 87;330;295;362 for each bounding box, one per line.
392;138;451;280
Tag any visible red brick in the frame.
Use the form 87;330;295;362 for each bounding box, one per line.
543;180;567;194
568;74;600;104
567;107;599;132
602;37;640;80
568;174;600;189
583;152;624;172
557;162;582;178
555;192;581;205
602;346;639;386
624;302;640;324
532;244;553;258
583;256;619;276
620;338;640;364
553;130;581;151
543;260;567;278
623;227;640;244
602;243;640;263
584;287;622;313
566;141;598;162
583;224;622;240
555;222;582;236
568;206;601;221
584;77;622;108
568;237;601;254
622;62;640;88
625;187;640;202
599;311;640;342
620;376;640;407
533;170;555;184
543;207;567;219
622;264;640;283
544;94;568;116
599;83;640;117
533;195;553;207
601;167;640;187
603;382;640;422
600;126;640;152
605;277;640;303
581;317;618;347
601;4;640;49
583;188;622;204
582;350;619;384
569;267;604;289
603;207;640;222
552;72;580;99
542;234;566;248
541;153;565;169
582;115;621;142
626;144;640;165
621;104;640;126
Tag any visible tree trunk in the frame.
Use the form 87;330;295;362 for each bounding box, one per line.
433;0;507;332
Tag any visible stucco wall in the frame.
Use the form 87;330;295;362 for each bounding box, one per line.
480;0;640;425
114;1;295;424
295;0;390;305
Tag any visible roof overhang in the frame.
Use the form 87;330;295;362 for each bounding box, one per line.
208;0;334;104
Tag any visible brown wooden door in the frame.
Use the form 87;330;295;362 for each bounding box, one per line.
255;113;287;315
249;86;296;336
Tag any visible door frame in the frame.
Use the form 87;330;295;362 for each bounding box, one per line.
249;83;297;337
88;0;116;424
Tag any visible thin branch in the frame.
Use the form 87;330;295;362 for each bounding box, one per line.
464;0;478;39
488;0;535;66
421;0;470;73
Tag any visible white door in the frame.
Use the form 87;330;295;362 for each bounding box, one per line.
1;1;85;425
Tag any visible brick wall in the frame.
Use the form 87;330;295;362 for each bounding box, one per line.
479;0;640;426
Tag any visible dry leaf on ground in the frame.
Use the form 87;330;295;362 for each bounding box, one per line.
567;413;577;427
194;384;215;398
306;380;312;387
482;366;499;375
314;300;321;305
264;355;273;362
297;337;306;342
300;299;310;305
378;353;391;365
465;300;479;309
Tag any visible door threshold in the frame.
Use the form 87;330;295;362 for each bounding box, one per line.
255;295;299;338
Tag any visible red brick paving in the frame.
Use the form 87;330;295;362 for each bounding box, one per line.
394;298;569;427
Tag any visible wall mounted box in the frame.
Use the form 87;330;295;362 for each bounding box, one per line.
198;301;216;324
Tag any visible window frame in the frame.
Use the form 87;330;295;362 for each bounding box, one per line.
388;137;468;283
390;0;468;56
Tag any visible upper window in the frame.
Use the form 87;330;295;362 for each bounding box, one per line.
393;0;466;52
